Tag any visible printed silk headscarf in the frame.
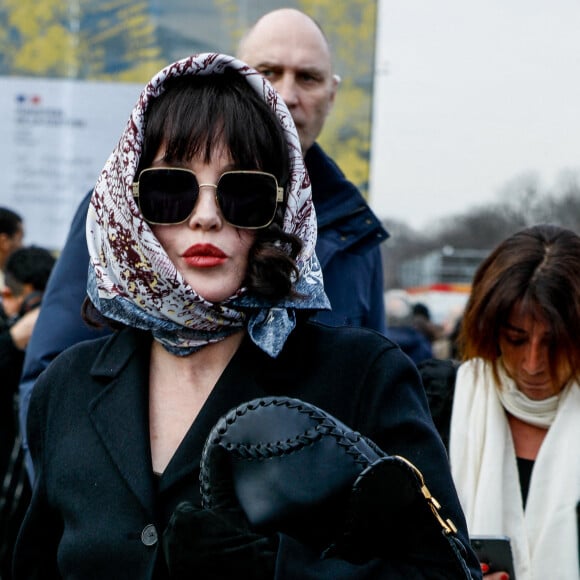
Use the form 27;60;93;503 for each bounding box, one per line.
86;53;330;357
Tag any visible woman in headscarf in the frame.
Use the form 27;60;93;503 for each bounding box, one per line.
14;53;479;579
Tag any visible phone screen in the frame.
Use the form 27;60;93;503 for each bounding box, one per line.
470;535;516;579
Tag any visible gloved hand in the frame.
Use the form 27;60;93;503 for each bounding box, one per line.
163;502;278;580
331;455;470;578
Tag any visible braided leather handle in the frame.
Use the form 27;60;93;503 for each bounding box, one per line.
199;397;384;542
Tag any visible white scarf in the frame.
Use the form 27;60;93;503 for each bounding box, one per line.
449;358;580;580
496;362;561;428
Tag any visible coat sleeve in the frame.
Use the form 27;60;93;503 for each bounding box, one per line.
417;357;459;451
18;190;111;484
274;345;481;579
311;245;387;334
363;245;387;335
13;373;62;579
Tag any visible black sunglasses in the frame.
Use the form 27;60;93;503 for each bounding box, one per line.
132;167;284;229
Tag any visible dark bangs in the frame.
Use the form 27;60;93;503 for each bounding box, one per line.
137;69;290;187
135;67;302;302
459;224;580;386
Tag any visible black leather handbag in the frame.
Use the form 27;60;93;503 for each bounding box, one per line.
199;396;472;576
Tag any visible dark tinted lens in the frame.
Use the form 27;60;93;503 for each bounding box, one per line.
138;169;198;224
217;172;278;228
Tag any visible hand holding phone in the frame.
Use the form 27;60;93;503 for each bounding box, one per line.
470;535;516;579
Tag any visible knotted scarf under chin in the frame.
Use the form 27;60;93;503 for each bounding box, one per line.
87;246;328;358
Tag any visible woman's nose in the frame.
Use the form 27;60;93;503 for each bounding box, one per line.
522;341;546;374
188;186;222;229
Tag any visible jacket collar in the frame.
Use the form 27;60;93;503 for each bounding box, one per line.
305;143;388;254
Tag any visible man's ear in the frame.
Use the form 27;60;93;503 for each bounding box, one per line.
327;73;340;113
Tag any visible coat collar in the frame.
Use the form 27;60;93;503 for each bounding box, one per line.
305;143;388;260
88;329;154;511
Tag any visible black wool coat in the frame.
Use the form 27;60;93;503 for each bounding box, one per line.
14;321;481;579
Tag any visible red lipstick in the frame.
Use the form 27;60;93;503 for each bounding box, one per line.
182;244;227;268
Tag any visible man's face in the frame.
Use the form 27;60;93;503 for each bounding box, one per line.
238;11;338;154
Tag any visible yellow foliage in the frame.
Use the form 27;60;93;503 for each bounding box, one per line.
0;0;377;197
1;0;162;81
297;0;377;197
13;25;78;76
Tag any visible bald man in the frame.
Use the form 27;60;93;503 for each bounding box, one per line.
239;9;389;333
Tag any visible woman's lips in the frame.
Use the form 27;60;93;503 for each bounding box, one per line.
182;244;227;267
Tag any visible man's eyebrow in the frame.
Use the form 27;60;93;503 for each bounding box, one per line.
298;66;325;76
254;61;324;75
253;61;281;69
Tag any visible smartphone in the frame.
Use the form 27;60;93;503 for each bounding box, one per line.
470;535;516;579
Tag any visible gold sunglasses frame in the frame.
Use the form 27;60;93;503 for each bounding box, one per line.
132;167;284;229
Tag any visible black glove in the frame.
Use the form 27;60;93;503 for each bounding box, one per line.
163;502;278;580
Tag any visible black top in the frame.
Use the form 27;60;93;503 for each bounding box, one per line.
516;457;535;509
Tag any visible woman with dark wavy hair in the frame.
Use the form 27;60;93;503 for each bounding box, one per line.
449;224;580;579
13;54;479;579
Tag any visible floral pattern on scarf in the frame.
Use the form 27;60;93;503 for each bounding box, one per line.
86;53;329;357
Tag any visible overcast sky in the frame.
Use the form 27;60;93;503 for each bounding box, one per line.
368;0;580;230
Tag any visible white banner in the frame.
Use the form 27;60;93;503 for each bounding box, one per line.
0;76;142;249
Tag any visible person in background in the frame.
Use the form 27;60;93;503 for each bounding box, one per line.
13;53;479;579
0;246;55;472
18;8;389;483
412;302;445;344
0;245;55;579
237;8;388;332
384;290;433;365
0;208;24;292
421;224;580;579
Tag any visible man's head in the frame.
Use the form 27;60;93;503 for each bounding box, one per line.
238;8;339;154
2;246;55;319
0;207;24;270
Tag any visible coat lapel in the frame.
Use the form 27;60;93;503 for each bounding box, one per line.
85;330;274;507
87;329;155;513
